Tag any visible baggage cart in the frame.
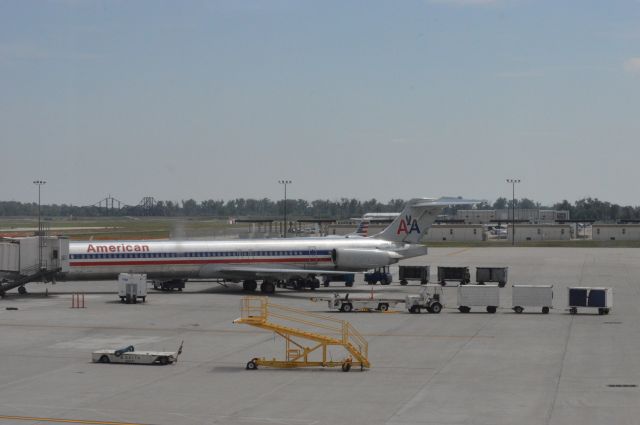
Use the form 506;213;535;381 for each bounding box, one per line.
311;292;403;312
322;273;355;287
152;279;185;291
457;284;500;313
437;266;471;286
277;277;321;291
512;285;553;314
118;273;147;303
567;287;612;315
476;267;508;287
399;266;430;286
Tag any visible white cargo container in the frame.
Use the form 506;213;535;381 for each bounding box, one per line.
457;284;500;313
512;285;553;314
118;273;147;303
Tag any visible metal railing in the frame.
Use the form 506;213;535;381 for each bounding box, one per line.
238;296;368;360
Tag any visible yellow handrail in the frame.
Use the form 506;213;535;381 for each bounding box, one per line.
236;296;370;369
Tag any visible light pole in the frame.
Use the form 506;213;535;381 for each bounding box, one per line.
33;180;46;269
506;179;520;246
278;180;292;238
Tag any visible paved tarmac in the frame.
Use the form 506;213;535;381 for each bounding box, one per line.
0;247;638;425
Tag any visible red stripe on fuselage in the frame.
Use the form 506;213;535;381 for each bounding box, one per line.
69;257;333;267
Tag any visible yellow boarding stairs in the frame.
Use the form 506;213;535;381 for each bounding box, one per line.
234;296;370;372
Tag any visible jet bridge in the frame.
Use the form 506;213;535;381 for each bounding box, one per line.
0;236;69;296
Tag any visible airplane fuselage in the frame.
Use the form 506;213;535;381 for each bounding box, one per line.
63;237;399;281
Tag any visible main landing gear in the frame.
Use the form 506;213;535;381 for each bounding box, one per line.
242;279;276;294
260;280;276;294
242;280;258;292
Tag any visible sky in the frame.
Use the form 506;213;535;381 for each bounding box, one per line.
1;0;640;207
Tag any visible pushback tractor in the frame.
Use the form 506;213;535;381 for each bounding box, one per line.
92;342;183;365
405;285;444;314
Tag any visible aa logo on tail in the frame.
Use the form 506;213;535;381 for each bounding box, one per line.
396;215;421;235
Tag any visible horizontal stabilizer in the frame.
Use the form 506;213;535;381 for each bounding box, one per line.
373;197;482;244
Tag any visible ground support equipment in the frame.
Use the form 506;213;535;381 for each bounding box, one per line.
234;296;370;372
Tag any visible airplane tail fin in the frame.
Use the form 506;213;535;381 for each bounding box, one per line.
351;219;369;237
373;197;481;244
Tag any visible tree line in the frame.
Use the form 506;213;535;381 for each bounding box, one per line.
0;197;638;222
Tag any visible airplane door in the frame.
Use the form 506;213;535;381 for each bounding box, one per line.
240;250;253;264
307;246;317;267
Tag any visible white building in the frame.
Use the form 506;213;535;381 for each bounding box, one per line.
508;224;571;241
456;209;570;224
592;224;640;241
455;210;496;224
426;225;484;242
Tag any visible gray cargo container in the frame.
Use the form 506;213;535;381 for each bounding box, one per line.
398;265;430;285
476;267;508;287
457;284;500;313
512;285;553;314
437;266;471;286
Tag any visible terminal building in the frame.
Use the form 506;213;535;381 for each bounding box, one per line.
455;209;570;224
507;224;571;241
425;224;484;242
592;224;640;241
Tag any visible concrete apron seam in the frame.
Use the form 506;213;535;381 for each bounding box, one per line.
544;315;574;425
385;313;499;424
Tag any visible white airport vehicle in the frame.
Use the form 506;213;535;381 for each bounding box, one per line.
405;285;443;314
92;342;183;365
457;284;500;313
118;273;147;303
492;227;507;237
1;197;480;296
311;292;404;312
512;284;553;314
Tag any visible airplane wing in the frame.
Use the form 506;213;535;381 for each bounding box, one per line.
415;197;485;207
391;245;429;258
202;264;348;281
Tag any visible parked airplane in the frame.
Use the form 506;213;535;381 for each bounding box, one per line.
345;219;370;237
362;212;401;222
62;198;477;293
0;198;477;296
